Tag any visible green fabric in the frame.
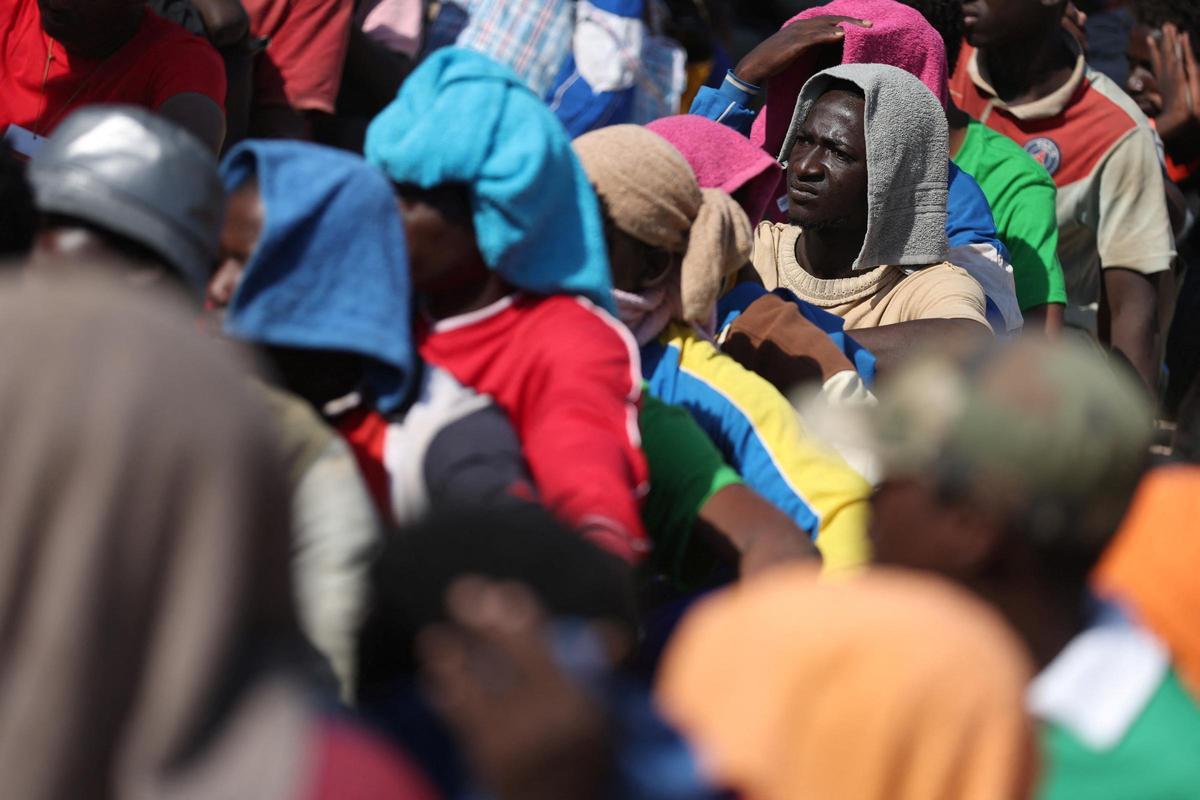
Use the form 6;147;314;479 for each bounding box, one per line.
954;119;1068;310
639;392;742;586
1038;669;1200;800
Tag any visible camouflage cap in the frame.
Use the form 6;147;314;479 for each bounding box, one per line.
872;340;1153;555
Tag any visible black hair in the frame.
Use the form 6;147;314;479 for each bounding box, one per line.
355;505;638;703
1135;0;1200;33
393;182;474;227
895;0;966;74
0;151;36;260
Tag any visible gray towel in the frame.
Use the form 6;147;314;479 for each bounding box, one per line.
779;63;949;271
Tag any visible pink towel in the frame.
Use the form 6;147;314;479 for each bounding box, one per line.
647;115;783;224
750;0;950;160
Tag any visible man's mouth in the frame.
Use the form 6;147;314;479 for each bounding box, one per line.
789;184;820;202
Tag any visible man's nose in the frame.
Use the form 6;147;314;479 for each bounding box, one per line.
791;147;823;180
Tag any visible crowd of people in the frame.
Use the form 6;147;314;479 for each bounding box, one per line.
1;0;1199;796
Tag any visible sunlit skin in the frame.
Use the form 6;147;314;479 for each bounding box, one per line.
1126;24;1164;118
208;179;264;311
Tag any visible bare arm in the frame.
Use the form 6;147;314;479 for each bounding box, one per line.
1104;268;1161;391
847;318;993;377
695;483;819;580
158;92;226;153
1021;303;1065;339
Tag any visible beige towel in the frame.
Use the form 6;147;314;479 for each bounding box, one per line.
574;124;752;327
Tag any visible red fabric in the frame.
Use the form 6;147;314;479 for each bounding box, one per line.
419;294;650;563
243;0;352;113
0;0;225;137
334;406;394;522
307;719;442;800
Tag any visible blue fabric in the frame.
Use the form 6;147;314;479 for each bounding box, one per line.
947;161;1009;261
366;47;614;313
688;83;757;136
641;339;822;536
545;0;643;137
220;141;415;414
717;283;878;387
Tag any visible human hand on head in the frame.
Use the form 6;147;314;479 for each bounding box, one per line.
734;16;872;88
1149;24;1200;161
419;577;612;800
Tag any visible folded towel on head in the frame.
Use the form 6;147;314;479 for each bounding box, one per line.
782;63;949;271
647;114;783;225
220;140;416;413
365;47;614;312
573;124;752;332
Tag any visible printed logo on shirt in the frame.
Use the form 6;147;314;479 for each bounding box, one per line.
1024;137;1062;176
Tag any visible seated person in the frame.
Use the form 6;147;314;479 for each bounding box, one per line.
898;0;1068;336
25;105;223;297
0;0;226;153
574;123;872;572
691;0;1022;334
365;48;650;564
213;139;533;528
752;64;992;374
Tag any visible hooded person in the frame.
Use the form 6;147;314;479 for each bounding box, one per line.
25;105;223;297
214;139;535;690
689;0;1023;334
364;47;650;564
574;123;872;573
657;564;1036;800
750;63;993;374
0;273;437;800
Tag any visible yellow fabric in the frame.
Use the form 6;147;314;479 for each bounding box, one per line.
1095;466;1200;701
658;565;1036;800
664;324;871;571
752;222;991;330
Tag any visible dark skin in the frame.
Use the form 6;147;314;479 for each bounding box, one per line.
604;215;818;573
395;184;511;320
964;0;1161;388
787;89;991;374
870;476;1089;670
740;12;1063;334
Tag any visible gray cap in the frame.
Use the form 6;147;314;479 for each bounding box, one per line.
28;105;223;292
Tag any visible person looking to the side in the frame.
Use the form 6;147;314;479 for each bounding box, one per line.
753;64;992;375
574;123;872;572
952;0;1175;389
690;0;1024;336
899;0;1069;336
25;105;223;298
867;340;1164;799
0;0;227;153
365;48;649;564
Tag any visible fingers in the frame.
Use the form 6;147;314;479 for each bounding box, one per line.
819;15;873;28
1182;32;1200;115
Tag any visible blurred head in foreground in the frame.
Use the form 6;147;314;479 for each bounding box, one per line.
658;564;1036;800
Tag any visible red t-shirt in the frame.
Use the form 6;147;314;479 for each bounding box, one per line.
242;0;352;114
0;0;225;138
418;293;650;563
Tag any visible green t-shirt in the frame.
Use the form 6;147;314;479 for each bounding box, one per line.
954;118;1068;310
639;392;741;587
1039;668;1200;799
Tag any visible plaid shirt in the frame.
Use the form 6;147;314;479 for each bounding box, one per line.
454;0;575;96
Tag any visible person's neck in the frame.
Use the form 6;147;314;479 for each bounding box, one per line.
947;101;970;158
980;29;1077;106
60;10;143;59
971;574;1089;671
424;273;512;321
792;223;867;280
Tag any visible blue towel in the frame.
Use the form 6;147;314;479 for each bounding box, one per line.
220;140;416;414
365;47;614;313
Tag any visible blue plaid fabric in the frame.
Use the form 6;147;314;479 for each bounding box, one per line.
454;0;575;96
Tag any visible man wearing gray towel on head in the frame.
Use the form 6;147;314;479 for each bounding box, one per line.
752;62;994;374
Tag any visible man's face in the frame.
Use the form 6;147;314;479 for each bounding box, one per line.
395;185;489;297
209;179;264;312
37;0;143;51
962;0;1049;48
1125;25;1163;118
786;89;868;233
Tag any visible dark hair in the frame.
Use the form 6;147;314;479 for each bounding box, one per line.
822;77;867;100
1135;0;1200;32
895;0;966;74
0;151;36;259
355;506;638;702
394;182;474;227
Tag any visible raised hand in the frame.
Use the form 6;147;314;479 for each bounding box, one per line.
734;16;872;88
1149;24;1200;162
